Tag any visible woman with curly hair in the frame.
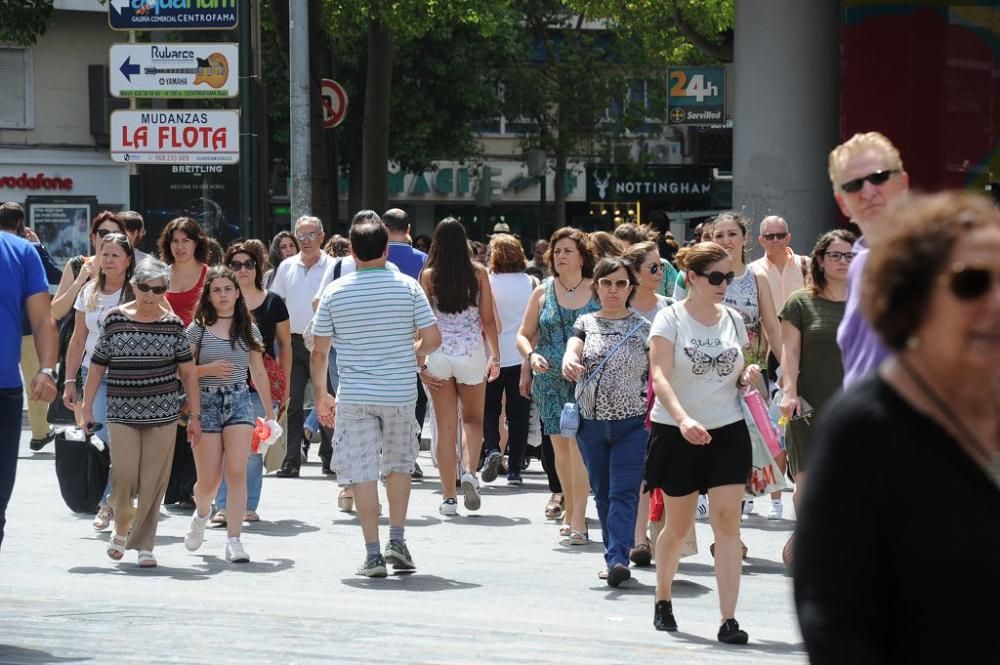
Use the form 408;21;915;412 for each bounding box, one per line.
183;267;275;563
419;218;501;516
516;227;599;543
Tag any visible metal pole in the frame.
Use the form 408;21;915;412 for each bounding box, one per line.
238;0;254;239
289;0;312;220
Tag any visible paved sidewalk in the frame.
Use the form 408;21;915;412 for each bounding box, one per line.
0;428;806;664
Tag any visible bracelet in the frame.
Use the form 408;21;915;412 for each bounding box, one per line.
419;364;428;371
526;350;537;361
188;413;202;420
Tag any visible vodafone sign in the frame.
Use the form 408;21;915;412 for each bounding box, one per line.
110;110;240;164
0;173;73;191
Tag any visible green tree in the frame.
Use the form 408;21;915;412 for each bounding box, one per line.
0;0;54;45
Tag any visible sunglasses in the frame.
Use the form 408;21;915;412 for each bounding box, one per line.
948;264;1000;301
228;259;256;272
762;232;788;241
839;169;900;194
597;278;632;290
295;232;319;241
823;251;855;263
696;270;735;286
95;228;118;239
135;283;167;294
647;262;660;275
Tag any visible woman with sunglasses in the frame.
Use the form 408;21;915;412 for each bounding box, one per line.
61;233;135;530
647;242;760;644
183;267;274;563
795;191;1000;662
210;243;291;526
50;212;126;321
621;241;675;566
777;229;855;563
561;257;652;587
80;258;201;567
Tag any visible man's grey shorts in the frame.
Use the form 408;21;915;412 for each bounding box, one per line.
331;402;419;485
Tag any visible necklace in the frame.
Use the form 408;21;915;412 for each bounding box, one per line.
216;315;234;320
898;358;1000;488
558;276;584;298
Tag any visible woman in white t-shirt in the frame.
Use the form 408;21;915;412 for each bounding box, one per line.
482;234;535;486
646;242;761;645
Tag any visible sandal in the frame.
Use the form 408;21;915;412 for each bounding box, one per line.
568;530;590;546
709;541;749;560
137;550;157;568
338;490;354;513
107;532;127;561
244;510;260;523
559;524;572;537
629;541;653;567
544;494;565;520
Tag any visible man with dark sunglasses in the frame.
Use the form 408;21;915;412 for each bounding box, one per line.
750;216;808;312
828;132;909;387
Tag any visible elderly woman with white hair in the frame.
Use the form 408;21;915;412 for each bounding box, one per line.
81;258;202;567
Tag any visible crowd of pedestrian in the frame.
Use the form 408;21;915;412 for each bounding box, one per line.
1;130;997;656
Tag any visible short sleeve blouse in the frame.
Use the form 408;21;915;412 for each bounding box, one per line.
571;313;650;421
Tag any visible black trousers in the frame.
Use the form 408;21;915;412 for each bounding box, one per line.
284;334;332;466
483;364;531;475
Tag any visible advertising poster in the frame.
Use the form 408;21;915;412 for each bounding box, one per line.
138;164;240;249
24;196;99;267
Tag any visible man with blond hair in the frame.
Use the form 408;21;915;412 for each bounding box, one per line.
828;132;909;386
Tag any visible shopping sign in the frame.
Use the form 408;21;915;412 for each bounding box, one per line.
110;110;240;164
110;43;238;98
667;67;725;125
108;0;238;31
320;79;348;129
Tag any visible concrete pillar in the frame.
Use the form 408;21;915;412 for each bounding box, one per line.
733;0;840;256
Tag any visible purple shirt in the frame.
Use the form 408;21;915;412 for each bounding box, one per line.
836;237;889;387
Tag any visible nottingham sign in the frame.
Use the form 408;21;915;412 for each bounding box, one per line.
109;0;238;31
587;165;714;209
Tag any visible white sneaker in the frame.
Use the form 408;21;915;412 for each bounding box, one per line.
768;499;783;521
439;497;458;516
225;539;250;563
184;512;210;551
741;500;755;519
696;495;710;521
461;472;481;511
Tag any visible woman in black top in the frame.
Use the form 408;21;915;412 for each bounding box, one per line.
212;242;291;524
794;191;1000;662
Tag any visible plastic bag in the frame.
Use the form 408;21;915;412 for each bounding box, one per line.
743;388;782;457
740;394;789;498
251;417;283;456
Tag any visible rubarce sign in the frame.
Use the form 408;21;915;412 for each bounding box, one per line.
587;164;713;208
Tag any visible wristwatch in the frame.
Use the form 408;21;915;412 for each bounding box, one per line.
39;368;56;382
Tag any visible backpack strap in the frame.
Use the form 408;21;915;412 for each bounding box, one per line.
333;258;343;281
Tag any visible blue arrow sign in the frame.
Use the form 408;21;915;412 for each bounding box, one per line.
119;56;140;82
109;1;238;31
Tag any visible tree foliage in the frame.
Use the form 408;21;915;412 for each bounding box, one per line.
0;0;55;46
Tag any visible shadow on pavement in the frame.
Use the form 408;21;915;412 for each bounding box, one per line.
445;514;530;527
0;645;90;664
67;557;294;581
667;631;806;655
329;515;445;528
739;518;796;532
243;519;321;538
742;556;791;576
18;452;55;461
341;574;481;592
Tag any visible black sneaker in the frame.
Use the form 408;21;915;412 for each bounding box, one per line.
606;563;631;587
384;540;416;571
275;461;300;478
654;600;678;632
411;462;424;480
29;431;55;451
718;618;748;644
506;472;523;487
480;451;502;483
357;554;388;578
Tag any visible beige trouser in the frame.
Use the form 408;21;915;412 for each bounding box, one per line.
107;422;177;552
20;335;50;439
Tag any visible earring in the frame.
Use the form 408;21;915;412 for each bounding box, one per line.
906;336;921;350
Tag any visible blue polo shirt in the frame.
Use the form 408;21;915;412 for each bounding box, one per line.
387;241;427;280
1;233;48;388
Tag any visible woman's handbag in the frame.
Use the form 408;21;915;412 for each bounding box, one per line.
741;389;789;498
560;319;647;438
251;352;286;404
48;256;86;425
54;428;110;514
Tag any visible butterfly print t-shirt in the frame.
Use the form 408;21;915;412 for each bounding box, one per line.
648;302;749;429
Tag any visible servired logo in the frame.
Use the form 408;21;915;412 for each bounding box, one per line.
0;173;74;190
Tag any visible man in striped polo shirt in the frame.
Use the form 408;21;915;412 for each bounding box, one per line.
310;211;441;577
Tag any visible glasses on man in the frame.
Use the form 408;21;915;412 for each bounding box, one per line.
823;251;856;263
948;264;1000;301
228;259;255;272
839;169;900;194
296;231;319;241
597;278;632;290
134;283;167;294
696;270;735;286
762;232;788;241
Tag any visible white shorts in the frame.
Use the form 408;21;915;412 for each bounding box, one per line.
426;345;488;385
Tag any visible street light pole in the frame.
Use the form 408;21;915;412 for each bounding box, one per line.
289;0;312;221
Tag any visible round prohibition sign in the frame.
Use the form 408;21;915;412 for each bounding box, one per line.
320;78;348;129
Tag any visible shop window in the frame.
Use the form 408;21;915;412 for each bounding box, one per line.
0;47;33;129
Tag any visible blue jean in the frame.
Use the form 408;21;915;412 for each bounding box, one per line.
82;366;114;507
576;414;648;569
0;388;24;549
215;392;267;511
303;347;338;446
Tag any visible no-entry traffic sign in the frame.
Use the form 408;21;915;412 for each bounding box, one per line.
320;79;348;129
